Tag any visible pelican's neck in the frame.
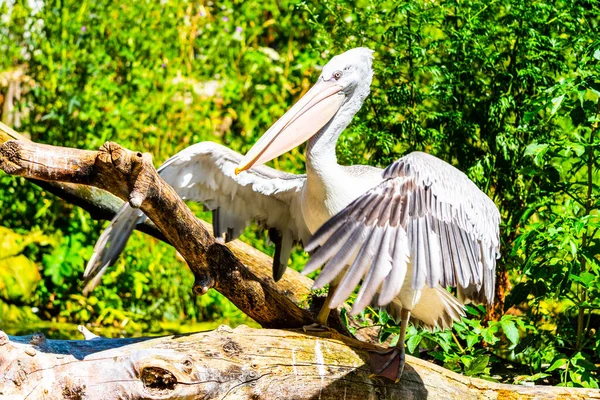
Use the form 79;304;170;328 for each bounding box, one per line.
301;104;358;232
305;99;362;177
301;90;371;232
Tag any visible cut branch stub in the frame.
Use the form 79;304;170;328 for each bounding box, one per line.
0;140;22;174
97;142;153;208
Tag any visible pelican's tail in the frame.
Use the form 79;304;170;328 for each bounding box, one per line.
83;203;143;295
384;286;465;331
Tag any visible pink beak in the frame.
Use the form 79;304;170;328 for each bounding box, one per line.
235;80;345;174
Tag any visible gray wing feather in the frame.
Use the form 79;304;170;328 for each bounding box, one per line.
305;151;500;314
329;227;383;308
83;204;143;294
378;228;408;305
84;142;310;292
312;227;369;288
353;226;393;312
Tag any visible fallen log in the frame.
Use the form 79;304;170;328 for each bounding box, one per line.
1;327;597;400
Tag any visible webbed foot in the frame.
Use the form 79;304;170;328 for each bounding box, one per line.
368;347;405;382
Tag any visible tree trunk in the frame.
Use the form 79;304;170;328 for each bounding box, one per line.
2;328;597;400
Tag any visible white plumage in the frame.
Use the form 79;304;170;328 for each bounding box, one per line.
83;142;311;292
304;152;501;319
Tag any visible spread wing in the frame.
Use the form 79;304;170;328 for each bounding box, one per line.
84;142;310;293
303;151;500;314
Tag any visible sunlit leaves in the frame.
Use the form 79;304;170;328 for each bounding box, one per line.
1;0;600;386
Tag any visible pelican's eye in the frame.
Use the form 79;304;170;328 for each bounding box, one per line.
333;70;343;80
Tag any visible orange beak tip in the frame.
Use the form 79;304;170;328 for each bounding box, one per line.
234;167;242;175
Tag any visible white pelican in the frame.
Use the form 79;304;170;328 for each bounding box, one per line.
234;47;500;380
85;47;500;380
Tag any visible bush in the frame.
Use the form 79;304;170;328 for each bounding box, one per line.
1;0;598;386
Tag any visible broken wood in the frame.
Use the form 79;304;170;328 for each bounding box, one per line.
0;135;356;333
0;121;127;224
0;123;314;320
2;328;598;400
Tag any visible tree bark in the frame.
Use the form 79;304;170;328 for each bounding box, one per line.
0;137;320;329
1;328;597;400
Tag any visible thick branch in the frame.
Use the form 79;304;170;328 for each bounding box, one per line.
2;328;598;400
0;138;322;329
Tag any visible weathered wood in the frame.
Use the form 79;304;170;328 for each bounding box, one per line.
1;328;597;400
0;122;127;223
0;124;350;333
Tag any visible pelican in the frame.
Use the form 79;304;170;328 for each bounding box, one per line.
84;47;500;380
234;47;500;379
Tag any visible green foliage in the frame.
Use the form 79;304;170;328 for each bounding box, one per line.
1;0;599;387
364;305;535;382
510;71;600;388
0;227;51;301
293;0;600;386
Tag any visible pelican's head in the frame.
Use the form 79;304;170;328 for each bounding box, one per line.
319;47;374;104
235;47;374;174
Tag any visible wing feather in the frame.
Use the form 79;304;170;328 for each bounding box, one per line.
312;227;369;288
305;151;500;314
352;226;393;312
329;227;383;308
304;221;357;276
378;228;408;305
84;142;310;291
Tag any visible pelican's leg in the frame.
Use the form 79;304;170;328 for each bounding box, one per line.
303;279;340;332
369;308;410;382
315;288;335;325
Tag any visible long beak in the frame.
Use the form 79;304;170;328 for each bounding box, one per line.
235;80;345;174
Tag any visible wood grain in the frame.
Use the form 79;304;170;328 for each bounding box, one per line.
2;328;597;400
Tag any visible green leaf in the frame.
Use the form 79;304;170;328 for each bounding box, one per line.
550;94;565;115
524;143;549;166
464;354;489;376
481;326;500;345
407;333;423;353
500;318;520;346
571;352;598;371
588;81;600;97
378;309;389;325
546;357;568;372
578;271;595;287
570;240;578;257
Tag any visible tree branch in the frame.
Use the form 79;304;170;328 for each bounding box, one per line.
0;137;326;329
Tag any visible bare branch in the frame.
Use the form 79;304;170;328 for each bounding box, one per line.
0;138;321;329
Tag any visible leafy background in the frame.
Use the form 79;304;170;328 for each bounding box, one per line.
1;0;599;388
